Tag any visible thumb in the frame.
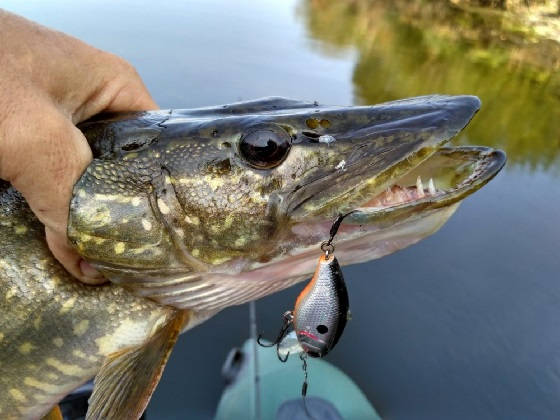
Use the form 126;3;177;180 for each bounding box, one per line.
46;226;106;285
1;105;104;284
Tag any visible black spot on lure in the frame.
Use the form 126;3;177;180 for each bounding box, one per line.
258;211;354;360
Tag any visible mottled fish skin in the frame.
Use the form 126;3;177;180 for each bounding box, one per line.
0;182;175;419
68;96;505;313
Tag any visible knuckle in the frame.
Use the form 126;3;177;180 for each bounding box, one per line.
22;115;90;182
109;54;141;80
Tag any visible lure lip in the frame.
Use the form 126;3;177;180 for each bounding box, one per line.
297;335;325;358
297;331;327;357
297;330;322;343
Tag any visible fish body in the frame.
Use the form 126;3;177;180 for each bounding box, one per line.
0;96;506;418
0;183;183;419
293;254;349;357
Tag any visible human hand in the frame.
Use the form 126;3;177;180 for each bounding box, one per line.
0;10;157;284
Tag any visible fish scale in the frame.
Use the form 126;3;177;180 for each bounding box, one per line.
0;182;176;419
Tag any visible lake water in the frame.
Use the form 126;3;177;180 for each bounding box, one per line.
3;0;559;418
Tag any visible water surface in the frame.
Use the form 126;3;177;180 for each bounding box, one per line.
3;0;559;418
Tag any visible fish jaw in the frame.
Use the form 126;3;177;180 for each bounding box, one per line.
279;146;506;262
135;204;460;313
279;95;483;222
140;144;505;312
227;146;506;310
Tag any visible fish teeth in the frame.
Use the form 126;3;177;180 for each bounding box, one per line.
416;176;425;198
393;188;404;204
428;178;436;195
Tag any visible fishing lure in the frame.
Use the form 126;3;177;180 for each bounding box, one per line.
257;212;355;417
258;211;354;360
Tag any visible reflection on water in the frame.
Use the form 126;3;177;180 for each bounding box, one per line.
300;0;560;171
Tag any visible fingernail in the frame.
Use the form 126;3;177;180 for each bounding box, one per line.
79;259;103;279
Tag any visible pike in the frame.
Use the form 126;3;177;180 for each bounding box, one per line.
0;95;505;419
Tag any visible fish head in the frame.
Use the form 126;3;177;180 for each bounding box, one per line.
69;96;505;311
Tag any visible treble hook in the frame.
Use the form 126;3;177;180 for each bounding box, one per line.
277;342;290;363
257;311;294;362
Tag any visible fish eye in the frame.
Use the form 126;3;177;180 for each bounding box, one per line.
316;324;328;334
239;125;291;169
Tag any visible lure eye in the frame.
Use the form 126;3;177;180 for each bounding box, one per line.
239;125;292;169
316;324;328;334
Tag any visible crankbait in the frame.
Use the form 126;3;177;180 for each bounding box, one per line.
258;211;353;360
257;212;355;416
293;245;349;358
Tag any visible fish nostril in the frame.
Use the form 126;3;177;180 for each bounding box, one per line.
316;324;328;334
121;142;142;151
302;131;321;140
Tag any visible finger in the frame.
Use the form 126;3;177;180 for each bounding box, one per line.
71;56;159;123
3;111;90;233
0;104;105;282
46;227;107;285
104;70;159;112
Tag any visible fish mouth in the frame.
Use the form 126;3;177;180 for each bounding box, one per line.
283;95;483;221
255;95;505;271
285;145;506;266
353;146;506;218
